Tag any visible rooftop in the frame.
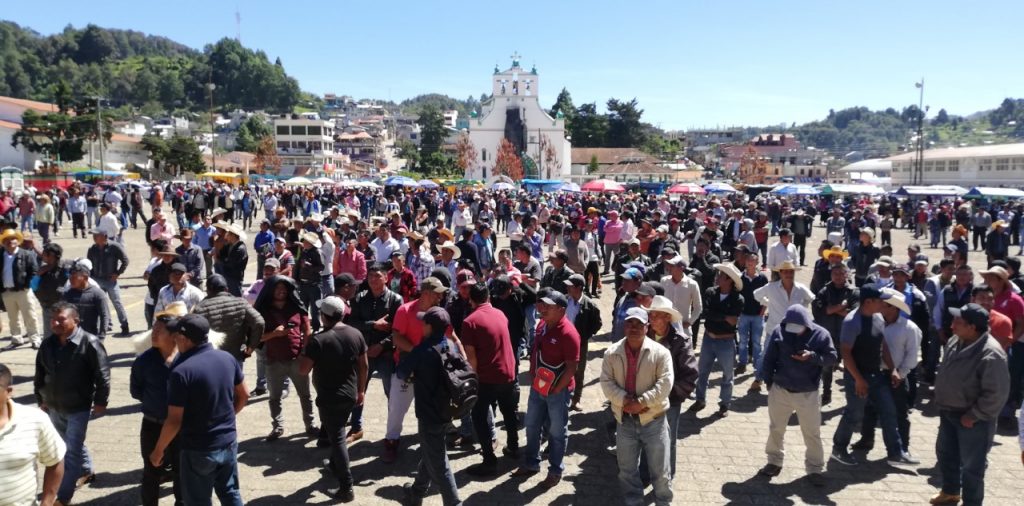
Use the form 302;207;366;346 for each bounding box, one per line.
887;143;1024;162
0;96;58;113
571;147;659;165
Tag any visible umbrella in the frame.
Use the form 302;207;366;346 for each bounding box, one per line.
418;179;440;189
313;177;336;184
771;184;819;196
558;182;581;192
284;176;312;186
666;183;705;194
581;179;626;193
704;182;737;193
383;175;419;187
490;182;516;190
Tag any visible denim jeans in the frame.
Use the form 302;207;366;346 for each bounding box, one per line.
349;355;394;431
936;411;995;506
299;282;323;332
266;359;315;431
617;415;673;506
695;337;736;409
859;375;911;453
737;314;765;375
321;403;356;489
409;421;462;505
522;304;537;358
49;410;93;504
96;278;129;328
523;387;572;476
640;401;681;481
1006;342;1024;418
832;371;903;458
179;442;244;506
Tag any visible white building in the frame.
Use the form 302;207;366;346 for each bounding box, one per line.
887;143;1024;187
273;113;339;177
465;54;570;181
443;110;459;128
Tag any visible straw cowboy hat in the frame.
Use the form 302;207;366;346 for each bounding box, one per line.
0;228;24;244
991;220;1008;230
438;229;455;242
645;295;682;323
879;287;911;315
713;263;744;290
440;241;461;259
822;246;849;261
773;260;801;272
300;231;322;249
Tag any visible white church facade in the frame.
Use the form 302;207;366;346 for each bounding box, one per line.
465;54;571;181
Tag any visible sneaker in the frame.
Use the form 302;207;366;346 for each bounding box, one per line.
451;434;475;448
688;400;706;412
466;460;498;477
509;467;539;479
748;380;763;393
850;438;874;451
887;453;919;467
830;450;857;466
757;464;782;477
118;325;130;337
266;427;284;442
402;483;423;506
329;487;355;503
716;405;729;417
807;473;826;487
538;474;562;489
281;388;291;400
249;387;267;397
345;429;364;444
75;472;96;488
382;439;398;463
929;492;961;505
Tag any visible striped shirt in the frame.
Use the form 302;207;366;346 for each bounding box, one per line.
0;400;66;505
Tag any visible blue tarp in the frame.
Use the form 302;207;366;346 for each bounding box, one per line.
521;179;563;192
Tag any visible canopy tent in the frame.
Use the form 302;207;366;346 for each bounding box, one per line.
666;183;705;194
383;175;419;187
703;182;738;193
521;179;564;192
196;171;242;179
771;184;820;196
490;182;516;190
963;186;1024;199
891;185;969;197
581;179;626;193
819;183;885;196
284;176;313;186
0;166;23;174
338;180;380;189
558;182;581;192
417;179;440;189
313;177;336;184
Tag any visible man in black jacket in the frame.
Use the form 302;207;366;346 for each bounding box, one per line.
62;262;110;339
34;302;111;505
811;263;858;406
0;228;43;349
344;264;402;443
217;223;249;297
87;229;130;335
540;250;573;294
565;274;602;412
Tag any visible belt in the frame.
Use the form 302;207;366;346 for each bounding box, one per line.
143;414;165;424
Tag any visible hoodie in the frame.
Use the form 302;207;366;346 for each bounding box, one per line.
761;305;838;393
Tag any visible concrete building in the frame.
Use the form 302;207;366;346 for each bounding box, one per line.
887;143;1024;187
465;54;570;181
273;113;339;177
568;147;660;184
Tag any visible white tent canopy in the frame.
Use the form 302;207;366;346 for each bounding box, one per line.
893;185;969;197
824;183;886;195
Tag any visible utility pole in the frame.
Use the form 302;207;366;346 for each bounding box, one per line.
95;96;105;180
914;79;925;185
208;81;217;172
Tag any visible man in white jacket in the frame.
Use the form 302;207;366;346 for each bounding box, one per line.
601;307;674;506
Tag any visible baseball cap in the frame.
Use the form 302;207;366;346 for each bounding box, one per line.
420;276;448;294
890;263;910;275
417;306;451;330
170;263;187;274
621;268;644;281
733;244;752;253
264;257;281;269
334;272;356;287
166;314;210;343
539;291;568;308
635;283;657;298
564;274;586;288
948;303;989;330
914;254;929;265
859;286;882;302
456;270;477;287
316;296;347;319
624;307;649;324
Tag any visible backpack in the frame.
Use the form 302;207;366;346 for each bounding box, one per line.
433;338;478;421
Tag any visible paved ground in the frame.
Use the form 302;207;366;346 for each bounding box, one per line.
2;214;1022;505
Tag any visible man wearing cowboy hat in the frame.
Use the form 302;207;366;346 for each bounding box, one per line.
438;241;462;282
692;263;745;416
851;287;922;460
811;241;843;294
751;260;815;393
986;219;1010;262
0;228;43;349
217;223;249;297
812;262;858;405
758;304;836;486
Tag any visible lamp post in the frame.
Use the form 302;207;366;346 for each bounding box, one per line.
914;79;925;185
208;82;217;172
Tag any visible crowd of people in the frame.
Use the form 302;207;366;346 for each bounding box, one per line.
0;179;1023;506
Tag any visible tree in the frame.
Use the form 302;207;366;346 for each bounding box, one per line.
493;138;523;181
933;108;949;125
570;103;608;147
76;24;117;64
235;116;273;152
549;87;576;131
164;135;205;175
253;135;281;175
454;132;477;175
417;105;447;158
606;98;647;148
140;134;169;170
10;80;109;166
395;139;420;172
588;154;599;174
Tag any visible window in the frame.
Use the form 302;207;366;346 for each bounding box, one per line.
924;161;934;172
935;161;946;172
1014;158;1024;172
947;160;959;171
789;157;797;165
996;158;1009;171
277;141;289;149
291;126;307;135
308;126;322;136
481;148;487;162
980;158;993;171
276;125;289;135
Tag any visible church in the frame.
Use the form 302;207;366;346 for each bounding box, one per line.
465;53;571;182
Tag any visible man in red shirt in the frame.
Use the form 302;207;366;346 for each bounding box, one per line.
979;265;1024;425
462;282;519;477
510;290;581;489
382;276;449;463
972;285;1014;351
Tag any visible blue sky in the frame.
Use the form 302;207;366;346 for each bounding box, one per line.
6;0;1023;130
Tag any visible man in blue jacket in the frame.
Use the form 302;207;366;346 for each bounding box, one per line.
757;304;837;486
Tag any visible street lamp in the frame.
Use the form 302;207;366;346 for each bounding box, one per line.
208;82;217;172
913;79;925;185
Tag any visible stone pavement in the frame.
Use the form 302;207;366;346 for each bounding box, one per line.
1;218;1021;505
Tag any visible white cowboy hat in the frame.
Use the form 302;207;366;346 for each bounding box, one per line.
879;288;911;315
713;263;744;290
645;295;682;323
773;260;801;272
300;231;323;249
440;241;461;259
